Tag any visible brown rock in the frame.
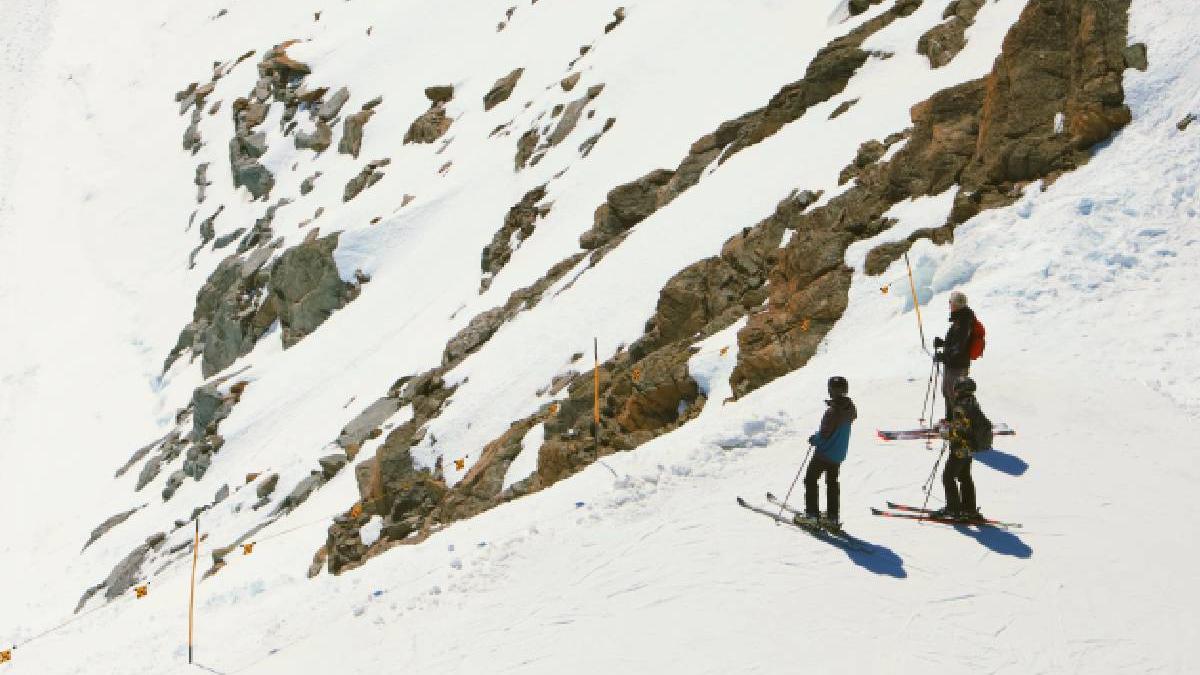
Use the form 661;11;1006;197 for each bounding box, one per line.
484;68;524;110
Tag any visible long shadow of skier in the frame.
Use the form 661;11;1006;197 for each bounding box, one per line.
975;448;1029;476
791;528;907;578
952;524;1032;558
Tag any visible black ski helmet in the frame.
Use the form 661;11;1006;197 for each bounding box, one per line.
827;376;849;397
954;376;976;396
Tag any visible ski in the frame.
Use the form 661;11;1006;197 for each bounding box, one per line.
764;492;845;532
877;422;1014;442
885;501;1022;528
870;506;1022;529
737;497;870;553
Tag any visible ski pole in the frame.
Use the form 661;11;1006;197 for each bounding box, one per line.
919;439;947;515
777;444;813;521
919;353;938;425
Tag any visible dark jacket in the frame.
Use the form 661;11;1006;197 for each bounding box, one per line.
942;306;976;368
808;396;857;464
946;393;983;457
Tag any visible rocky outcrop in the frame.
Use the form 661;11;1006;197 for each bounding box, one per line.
269;232;357;348
82;507;142;551
479;185;550;291
295;120;332;152
339;109;375;158
514;84;606;170
406;86;454;144
484;68;524;111
917;0;985;68
343;159;390;202
579;168;674;250
604;7;627;33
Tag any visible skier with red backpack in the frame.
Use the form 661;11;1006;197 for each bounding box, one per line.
933;290;984;423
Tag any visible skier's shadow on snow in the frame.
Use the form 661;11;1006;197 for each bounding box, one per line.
974;448;1029;477
793;530;907;578
951;524;1033;558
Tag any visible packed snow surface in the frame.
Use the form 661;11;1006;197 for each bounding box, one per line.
1;0;1198;673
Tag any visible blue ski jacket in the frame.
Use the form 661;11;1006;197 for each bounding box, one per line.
808;396;857;464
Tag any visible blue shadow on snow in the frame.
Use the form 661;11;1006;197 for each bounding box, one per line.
791;528;907;579
952;524;1033;559
975;448;1029;477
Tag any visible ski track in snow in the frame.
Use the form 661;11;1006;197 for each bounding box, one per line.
1;0;1199;673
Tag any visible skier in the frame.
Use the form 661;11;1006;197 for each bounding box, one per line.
933;290;975;423
798;376;857;527
934;376;991;521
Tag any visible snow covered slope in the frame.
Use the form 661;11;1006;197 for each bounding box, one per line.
1;0;1198;672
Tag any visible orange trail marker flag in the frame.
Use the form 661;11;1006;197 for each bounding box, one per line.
134;585;149;598
0;649;12;663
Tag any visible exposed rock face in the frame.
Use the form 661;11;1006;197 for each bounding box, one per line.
83;507;141;550
295;120;332;152
318;87;350;121
483;68;524;110
479;185;549;290
604;7;627;33
323;0;1135;573
343;159;390;201
269;232;357;348
405;104;452;144
165;247;277;377
515;84;606;170
918;0;985;68
425;85;454;104
339;110;375;158
337;396;402;453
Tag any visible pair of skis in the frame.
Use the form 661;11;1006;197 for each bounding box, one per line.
736;493;871;552
739;493;1022;531
876;422;1015;442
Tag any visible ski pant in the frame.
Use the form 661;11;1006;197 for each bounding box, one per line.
942;452;976;513
942;364;969;420
804;454;840;520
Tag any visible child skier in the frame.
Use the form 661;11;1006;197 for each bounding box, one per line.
935;376;993;522
798;376;857;527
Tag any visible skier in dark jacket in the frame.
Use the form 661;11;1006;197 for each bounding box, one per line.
933;290;974;422
935;376;987;521
800;376;857;526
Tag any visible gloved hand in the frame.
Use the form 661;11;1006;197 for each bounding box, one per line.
807;434;817;446
933;351;944;363
933;337;944;348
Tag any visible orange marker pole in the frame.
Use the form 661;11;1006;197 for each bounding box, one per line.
188;519;199;664
904;253;928;353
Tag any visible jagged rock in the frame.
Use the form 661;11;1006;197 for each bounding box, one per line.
480;185;548;287
1123;42;1147;71
546;95;589;147
579;117;616;157
100;535;159;600
579;169;675;249
278;472;324;510
514;128;539;170
82;507;141;550
848;0;880;15
561;73;581;91
443;307;508;365
182;108;203;153
241;100;269;129
425;85;454;103
136;453;163;491
339;110;375;158
343;159;390;202
604;7;626;33
116;435;167;478
162;470;187;501
194;163;211;203
268;232;355;348
405;104;452;144
213;484;230;504
483;68;524;110
338;397;402;450
213;228;245;249
839;139;888;184
300;172;322;195
362;96;383;110
256;473;280;499
319;454;349;479
192;386;231;441
1179;113;1196;131
326;514;368;574
75;583;104;613
917;0;983;68
295;120;332;152
318;87;350;121
829;98;859;119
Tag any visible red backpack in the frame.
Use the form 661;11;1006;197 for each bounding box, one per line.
969;318;986;360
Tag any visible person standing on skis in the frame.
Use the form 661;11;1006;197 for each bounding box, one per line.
933;290;974;423
935;376;991;521
800;376;857;527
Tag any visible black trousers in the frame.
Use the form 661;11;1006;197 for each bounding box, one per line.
942;453;976;512
804;454;840;520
